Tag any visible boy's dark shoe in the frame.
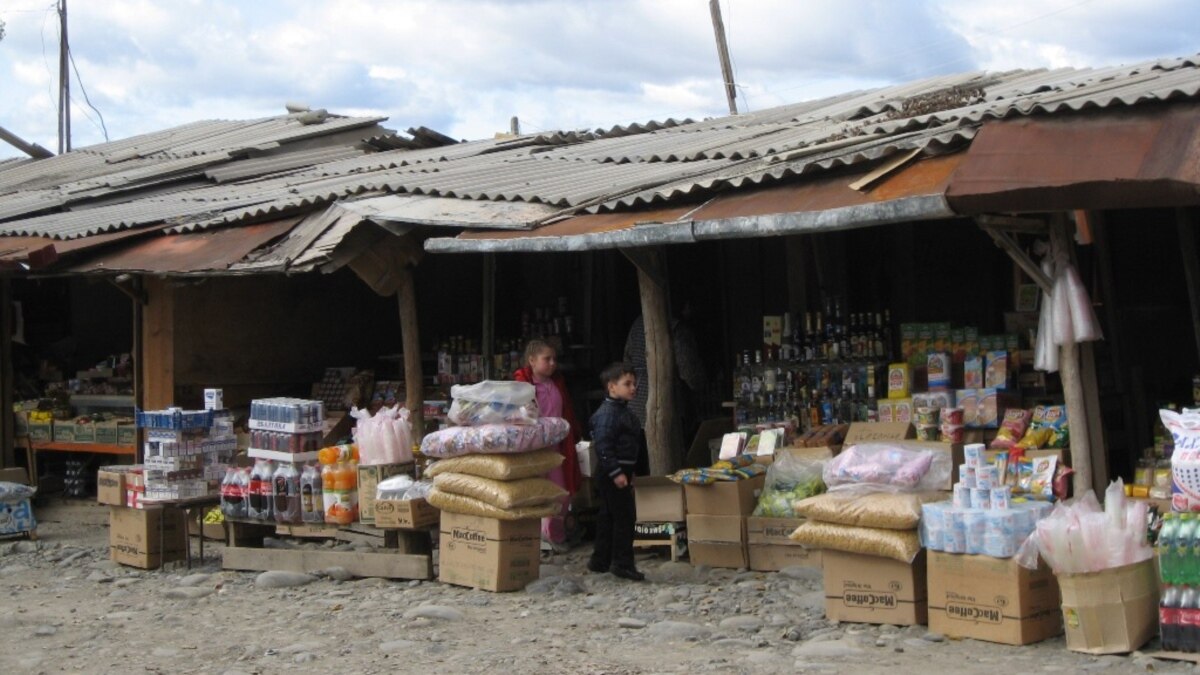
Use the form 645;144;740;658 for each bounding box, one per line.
610;565;645;582
587;560;610;574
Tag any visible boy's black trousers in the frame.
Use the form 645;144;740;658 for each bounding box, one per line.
590;472;637;570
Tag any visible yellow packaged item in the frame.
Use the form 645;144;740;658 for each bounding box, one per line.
424;448;562;481
427;486;560;520
887;363;912;399
789;520;921;562
432;472;565;509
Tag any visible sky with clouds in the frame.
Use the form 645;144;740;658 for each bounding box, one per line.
0;0;1197;159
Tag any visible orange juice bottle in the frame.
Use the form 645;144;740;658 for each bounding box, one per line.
321;462;338;524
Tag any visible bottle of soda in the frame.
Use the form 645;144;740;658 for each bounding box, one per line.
272;462;301;524
1181;585;1199;653
300;464;323;524
219;466;246;519
1179;515;1196;587
1161;513;1178;585
1162;585;1181;651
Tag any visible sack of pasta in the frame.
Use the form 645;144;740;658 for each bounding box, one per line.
427;486;560;520
432;472;565;510
793;491;945;530
424;448;563;481
788;520;922;562
751;451;825;518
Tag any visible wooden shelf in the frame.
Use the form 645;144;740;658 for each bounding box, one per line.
31;441;136;456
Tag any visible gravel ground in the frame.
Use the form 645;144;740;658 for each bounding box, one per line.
0;499;1195;674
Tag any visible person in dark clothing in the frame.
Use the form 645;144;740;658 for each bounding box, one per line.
587;362;644;581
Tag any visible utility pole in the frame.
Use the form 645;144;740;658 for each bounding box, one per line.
58;0;70;154
709;0;738;116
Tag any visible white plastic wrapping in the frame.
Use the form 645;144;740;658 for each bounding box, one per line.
1014;478;1152;573
448;380;539;426
351;405;414;466
822;442;952;494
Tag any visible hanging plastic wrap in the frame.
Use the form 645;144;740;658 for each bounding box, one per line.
1034;238;1103;373
350;405;414;466
448;381;539;426
424;448;563;481
419;417;570;458
1014;478;1152;573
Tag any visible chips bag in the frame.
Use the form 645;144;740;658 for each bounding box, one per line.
990;408;1032;449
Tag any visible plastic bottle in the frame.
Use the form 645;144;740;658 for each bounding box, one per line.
1179;515;1197;587
1162;585;1181;651
1181;585;1199;653
300;464;324;524
272;462;302;524
248;459;275;521
321;462;338;524
219;466;247;519
1161;513;1178;585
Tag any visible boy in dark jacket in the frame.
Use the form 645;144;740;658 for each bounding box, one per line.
587;362;644;581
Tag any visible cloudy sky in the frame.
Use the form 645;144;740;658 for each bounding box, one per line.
1;0;1197;159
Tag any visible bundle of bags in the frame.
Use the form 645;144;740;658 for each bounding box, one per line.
751;451;825;518
668;453;767;485
788;442;951;562
1014;478;1152;574
421;381;569;520
351;404;414;465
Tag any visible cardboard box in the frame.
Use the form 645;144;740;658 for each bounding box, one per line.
823;550;928;626
97;467;129;506
0;498;35;536
746;517;820;571
687;514;747;569
356;462;414;524
778;446;835;463
108;505;187;569
117;423;137;446
842;422;915;445
1057;559;1159;654
683;474;765;516
72;419;96;443
94;420;120;445
635;476;687;522
927;552;1063;645
438;511;540;592
0;467;28;485
374;498;439;529
28;420;53;442
53;421;75;442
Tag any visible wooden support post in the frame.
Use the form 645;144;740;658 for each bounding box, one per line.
1176;208;1200;364
623;247;681;475
397;269;424;442
141;277;176;410
132;276;144;463
1050;216;1092;496
1;278;13;469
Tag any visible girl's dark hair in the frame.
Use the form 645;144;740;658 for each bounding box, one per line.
599;361;636;385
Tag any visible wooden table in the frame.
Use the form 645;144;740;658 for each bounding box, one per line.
139;494;223;569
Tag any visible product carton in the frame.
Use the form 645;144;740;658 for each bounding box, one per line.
117;422;137;446
927;552;1063;645
746;516;820;571
53;421;75;442
686;514;747;568
94;420;120;445
635;476;687;522
374;498;439;529
438;511;540;592
72;419;96;443
97;467;129;506
823;550;928;626
108;505;187;569
842;422;915;445
356;462;414;524
1056;559;1159;654
28;419;52;442
683;474;765;516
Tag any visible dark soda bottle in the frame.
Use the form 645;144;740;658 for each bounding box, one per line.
1180;586;1199;652
1162;585;1181;651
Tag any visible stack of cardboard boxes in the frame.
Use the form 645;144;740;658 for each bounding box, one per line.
684;474;766;568
633;477;687;560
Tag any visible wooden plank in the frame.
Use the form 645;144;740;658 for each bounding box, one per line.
141;277;175;409
624;246;682;474
222;546;432;580
1050;216;1091;497
397;266;425;441
1080;341;1109;495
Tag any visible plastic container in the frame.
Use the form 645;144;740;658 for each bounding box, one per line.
272;462;302;524
300;464;324;523
247;459;275;521
219;466;247;519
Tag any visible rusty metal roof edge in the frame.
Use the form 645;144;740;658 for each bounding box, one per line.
424;220;697;253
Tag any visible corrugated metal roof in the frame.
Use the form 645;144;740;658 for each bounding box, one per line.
1;53;1197;261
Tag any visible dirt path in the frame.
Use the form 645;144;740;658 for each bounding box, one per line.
0;499;1190;674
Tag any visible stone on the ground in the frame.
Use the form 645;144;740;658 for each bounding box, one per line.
647;621;712;641
921;632;946;643
255;571;317;589
321;567;355;582
164;586;213;600
178;573;211;587
617;617;646;629
379;639;419;653
402;605;464;622
792;639;865;658
33;625;57;637
719;615;764;632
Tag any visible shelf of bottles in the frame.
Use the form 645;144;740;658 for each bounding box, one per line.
734;302;893;429
434;298;580;386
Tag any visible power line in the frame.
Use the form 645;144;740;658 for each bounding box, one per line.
68;47;108;141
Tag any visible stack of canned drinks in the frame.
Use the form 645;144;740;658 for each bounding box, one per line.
920;443;1054;558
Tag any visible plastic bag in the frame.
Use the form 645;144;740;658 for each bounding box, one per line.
419;417;570;458
403;480;433;500
1165;408;1200;511
448;381;539;426
990;409;1032;449
795;491;944;530
1015;479;1152;573
0;481;36;503
752;452;825;518
789;520;922;563
432;472;566;509
428;486;560;520
823;442;951;493
351;405;414;466
376;474;415;500
424;448;563;481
